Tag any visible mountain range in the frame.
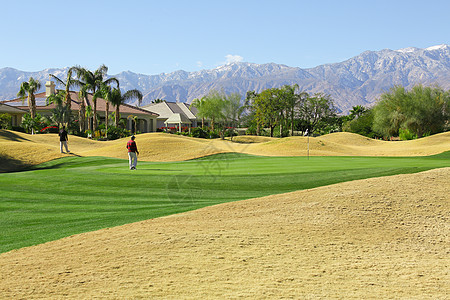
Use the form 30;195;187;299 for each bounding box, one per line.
1;44;449;114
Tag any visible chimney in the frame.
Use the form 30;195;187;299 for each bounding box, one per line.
45;81;56;96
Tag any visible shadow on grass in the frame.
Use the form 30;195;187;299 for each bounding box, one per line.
0;154;32;173
27;154;84;171
0;153;84;173
0;130;31;142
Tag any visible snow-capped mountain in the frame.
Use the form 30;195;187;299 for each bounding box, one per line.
1;45;449;113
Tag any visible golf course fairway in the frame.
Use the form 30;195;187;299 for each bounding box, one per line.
1;152;449;253
0;130;449;299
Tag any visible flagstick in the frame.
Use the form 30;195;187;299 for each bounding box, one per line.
307;134;309;160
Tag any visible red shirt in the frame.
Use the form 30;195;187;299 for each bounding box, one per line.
126;140;138;152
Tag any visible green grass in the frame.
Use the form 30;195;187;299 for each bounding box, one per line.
1;152;449;253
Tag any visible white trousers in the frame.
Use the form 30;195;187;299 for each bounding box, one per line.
128;152;137;169
60;141;69;153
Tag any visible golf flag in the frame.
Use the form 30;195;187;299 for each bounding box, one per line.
304;129;309;136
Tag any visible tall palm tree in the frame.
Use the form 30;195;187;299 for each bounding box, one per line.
109;88;143;127
100;85;113;137
49;67;80;114
127;115;138;134
17;77;42;119
72;65;119;132
78;87;87;133
85;105;93;136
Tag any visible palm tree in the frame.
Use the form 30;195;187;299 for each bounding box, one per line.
47;90;70;128
190;96;207;128
49;67;80;114
51;103;71;129
17;77;42;119
85;105;93;136
127;115;138;134
349;105;367;120
109;88;143;127
78;88;87;133
72;65;119;132
100;85;113;137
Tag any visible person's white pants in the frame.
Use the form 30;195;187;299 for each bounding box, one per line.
128;152;137;169
60;141;69;153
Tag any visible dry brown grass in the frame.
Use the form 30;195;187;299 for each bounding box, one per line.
0;168;448;299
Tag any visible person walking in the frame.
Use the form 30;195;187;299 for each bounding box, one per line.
59;125;70;153
126;135;139;170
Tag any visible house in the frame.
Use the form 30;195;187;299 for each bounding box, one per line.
1;81;159;133
0;103;27;127
141;101;203;130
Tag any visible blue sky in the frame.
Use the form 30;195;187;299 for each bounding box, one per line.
1;0;449;75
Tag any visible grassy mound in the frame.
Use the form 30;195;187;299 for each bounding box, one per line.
1;130;449;172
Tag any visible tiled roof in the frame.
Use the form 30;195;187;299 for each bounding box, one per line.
1;91;159;117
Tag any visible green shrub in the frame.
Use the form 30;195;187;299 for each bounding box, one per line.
399;128;417;140
107;126;130;140
21;114;45;134
0;113;12;129
224;128;237;137
209;130;220;139
190;127;208;138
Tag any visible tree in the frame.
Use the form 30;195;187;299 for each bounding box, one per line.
343;109;376;138
243;91;259;135
297;93;337;134
253;88;283;137
72;65;119;132
0;114;12;129
278;84;308;136
78;88;87;133
17;77;41;120
47;90;70;128
21;113;43;134
348;105;367;120
50;103;71;129
49;68;80;118
109;88;143;127
127;115;138;134
190;97;208;129
204;90;226;131
221;92;244;139
372;85;449;138
85;105;93;135
100;85;111;137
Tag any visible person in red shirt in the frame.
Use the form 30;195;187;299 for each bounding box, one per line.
126;135;139;170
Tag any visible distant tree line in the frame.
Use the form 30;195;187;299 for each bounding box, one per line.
190;84;449;140
10;71;450;141
191;85;338;138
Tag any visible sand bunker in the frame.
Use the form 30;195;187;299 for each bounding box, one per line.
1;130;449;171
0;167;448;298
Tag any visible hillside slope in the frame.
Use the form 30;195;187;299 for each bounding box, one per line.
1;130;449;172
